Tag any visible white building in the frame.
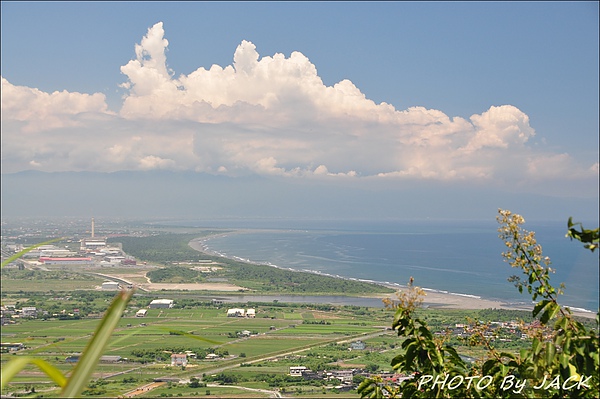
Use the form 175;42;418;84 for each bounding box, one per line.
102;281;120;290
136;309;148;317
21;307;37;318
290;366;308;376
80;238;107;251
329;370;354;383
40;248;75;258
227;308;245;317
149;299;174;309
104;256;125;264
171;353;187;366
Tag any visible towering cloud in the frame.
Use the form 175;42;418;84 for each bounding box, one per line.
1;22;597;192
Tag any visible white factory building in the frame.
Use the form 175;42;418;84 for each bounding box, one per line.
148;299;174;309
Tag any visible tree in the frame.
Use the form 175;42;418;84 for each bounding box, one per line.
358;209;599;398
189;377;202;388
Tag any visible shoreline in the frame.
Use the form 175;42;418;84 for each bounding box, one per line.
188;236;597;319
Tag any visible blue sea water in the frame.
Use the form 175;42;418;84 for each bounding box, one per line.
184;219;598;312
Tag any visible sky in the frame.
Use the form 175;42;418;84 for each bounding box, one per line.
1;1;598;221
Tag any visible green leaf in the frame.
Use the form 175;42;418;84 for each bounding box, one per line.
568;364;578;378
545;341;555;367
559;354;570;369
1;356;67;390
60;289;134;398
482;359;498;374
533;300;551;318
520;348;529;361
532;338;542;355
540;302;560;325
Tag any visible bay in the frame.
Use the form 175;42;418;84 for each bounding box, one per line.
184;219;598;312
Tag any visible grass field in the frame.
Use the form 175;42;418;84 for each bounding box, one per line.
1;301;394;397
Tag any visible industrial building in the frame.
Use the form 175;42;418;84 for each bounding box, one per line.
148;299;174;309
80;218;107;251
39;257;92;266
101;281;120;290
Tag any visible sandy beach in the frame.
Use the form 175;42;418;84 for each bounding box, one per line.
142;282;244;292
187;237;596;319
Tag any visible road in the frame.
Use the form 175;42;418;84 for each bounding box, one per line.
120;328;392;397
85;272;149;292
206;384;284;398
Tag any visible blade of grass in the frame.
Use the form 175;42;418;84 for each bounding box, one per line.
60;289;134;398
1;357;67;390
1;237;65;268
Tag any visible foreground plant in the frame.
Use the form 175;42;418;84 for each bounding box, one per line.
358;209;599;398
1;289;134;397
1;240;134;397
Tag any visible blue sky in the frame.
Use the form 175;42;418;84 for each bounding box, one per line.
1;1;598;220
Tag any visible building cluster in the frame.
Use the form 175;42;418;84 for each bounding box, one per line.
2;305;40;325
2;218;138;268
288;366;413;390
226;308;256;318
446;320;547;342
1;304;84;325
1;342;26;353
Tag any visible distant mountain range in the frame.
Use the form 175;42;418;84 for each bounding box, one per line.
1;170;596;221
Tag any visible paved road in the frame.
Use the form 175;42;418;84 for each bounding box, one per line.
117;327;393;396
207;384;284;398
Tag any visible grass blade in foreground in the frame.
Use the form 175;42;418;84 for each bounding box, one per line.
1;237;65;268
60;289;134;398
1;357;67;391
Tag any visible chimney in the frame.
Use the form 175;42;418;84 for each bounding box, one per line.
91;217;95;238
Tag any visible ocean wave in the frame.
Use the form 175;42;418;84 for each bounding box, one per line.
566;306;594;313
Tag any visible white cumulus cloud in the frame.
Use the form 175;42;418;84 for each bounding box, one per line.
1;21;597;194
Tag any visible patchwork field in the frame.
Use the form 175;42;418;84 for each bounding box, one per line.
1;301;395;397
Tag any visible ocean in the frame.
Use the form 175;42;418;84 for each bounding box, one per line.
178;219;599;312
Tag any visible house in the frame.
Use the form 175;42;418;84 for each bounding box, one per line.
329;370;355;384
227;308;245;317
290;366;308;376
21;307;37;318
136;309;148;317
246;308;256;318
171;353;188;367
350;341;366;350
1;343;25;353
205;353;220;360
149;299;174;309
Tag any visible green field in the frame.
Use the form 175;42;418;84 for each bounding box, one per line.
1;300;398;397
1;291;562;398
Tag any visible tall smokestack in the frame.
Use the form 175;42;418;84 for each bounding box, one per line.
91;217;95;238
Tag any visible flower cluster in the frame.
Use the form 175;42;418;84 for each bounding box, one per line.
497;209;563;302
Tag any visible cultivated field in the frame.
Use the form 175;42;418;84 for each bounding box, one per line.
1;302;396;397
